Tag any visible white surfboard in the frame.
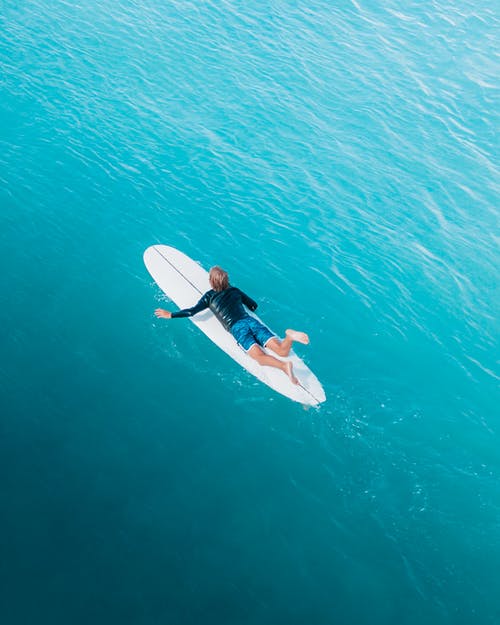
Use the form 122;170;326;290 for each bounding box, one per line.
144;245;326;406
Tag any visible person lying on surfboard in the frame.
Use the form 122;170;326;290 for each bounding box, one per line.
154;266;309;385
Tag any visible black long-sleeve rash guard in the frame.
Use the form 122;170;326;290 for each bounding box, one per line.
171;286;258;331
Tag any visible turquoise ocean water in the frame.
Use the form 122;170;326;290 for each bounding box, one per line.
1;1;499;623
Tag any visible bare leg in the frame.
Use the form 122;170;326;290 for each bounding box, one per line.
248;344;298;384
266;329;310;357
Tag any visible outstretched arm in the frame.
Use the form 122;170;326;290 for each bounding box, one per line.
155;309;173;318
155;292;211;320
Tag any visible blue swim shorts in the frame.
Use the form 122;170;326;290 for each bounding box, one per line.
231;316;276;352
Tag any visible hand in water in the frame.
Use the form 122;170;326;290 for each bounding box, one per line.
155;308;172;319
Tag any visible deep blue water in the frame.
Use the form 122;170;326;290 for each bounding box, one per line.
1;1;499;623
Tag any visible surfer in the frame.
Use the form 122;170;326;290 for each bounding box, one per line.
154;266;309;384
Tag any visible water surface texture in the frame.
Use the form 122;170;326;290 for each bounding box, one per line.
1;1;499;624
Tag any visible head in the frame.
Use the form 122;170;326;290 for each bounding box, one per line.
209;266;229;291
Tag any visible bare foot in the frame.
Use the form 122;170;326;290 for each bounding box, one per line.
283;361;299;385
286;329;309;345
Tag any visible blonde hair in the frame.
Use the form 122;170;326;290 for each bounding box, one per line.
209;266;229;291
